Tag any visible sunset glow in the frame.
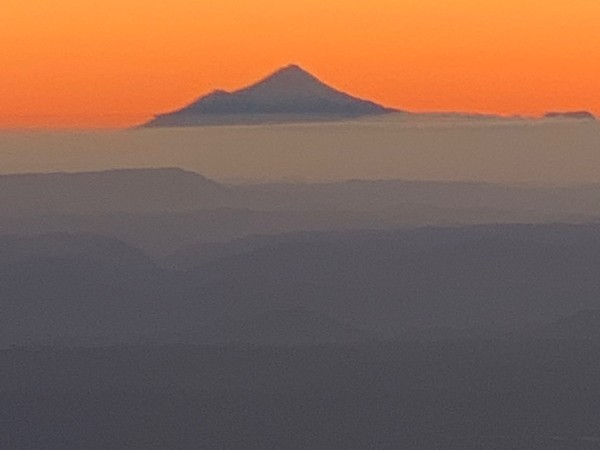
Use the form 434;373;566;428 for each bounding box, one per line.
2;0;599;128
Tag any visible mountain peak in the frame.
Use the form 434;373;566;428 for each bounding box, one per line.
270;64;316;79
278;63;309;74
143;65;399;127
240;64;334;97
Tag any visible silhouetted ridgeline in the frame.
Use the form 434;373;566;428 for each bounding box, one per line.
4;224;600;347
0;168;226;216
4;168;600;255
6;168;600;217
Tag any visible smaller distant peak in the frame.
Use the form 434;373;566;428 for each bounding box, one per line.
544;111;596;120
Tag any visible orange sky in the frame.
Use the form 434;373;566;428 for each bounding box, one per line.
1;0;599;129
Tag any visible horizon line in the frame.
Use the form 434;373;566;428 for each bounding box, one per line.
2;109;597;132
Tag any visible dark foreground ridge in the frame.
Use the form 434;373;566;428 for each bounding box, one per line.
142;64;400;127
3;340;600;450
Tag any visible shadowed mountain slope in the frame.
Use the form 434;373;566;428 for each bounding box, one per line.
0;233;154;268
0;233;170;346
182;227;600;336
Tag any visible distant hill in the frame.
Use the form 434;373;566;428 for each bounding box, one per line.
7;167;600;219
0;168;227;216
6;168;600;255
544;111;596;120
0;233;153;269
177;225;600;337
143;65;399;127
0;233;165;346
